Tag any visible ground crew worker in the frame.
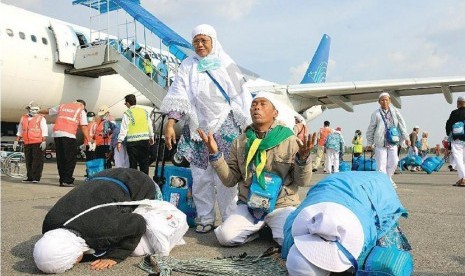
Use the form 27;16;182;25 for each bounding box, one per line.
40;99;93;187
312;120;332;172
94;105;116;169
14;102;48;183
117;94;154;175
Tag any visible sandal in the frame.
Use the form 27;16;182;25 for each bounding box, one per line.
195;224;214;234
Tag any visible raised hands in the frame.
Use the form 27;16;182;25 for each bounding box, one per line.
197;128;218;154
297;132;316;161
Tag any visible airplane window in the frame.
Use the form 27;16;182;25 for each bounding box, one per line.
42;37;48;45
19;32;25;40
6;29;14;37
31;35;37;42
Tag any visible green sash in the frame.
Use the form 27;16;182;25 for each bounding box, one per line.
245;126;294;189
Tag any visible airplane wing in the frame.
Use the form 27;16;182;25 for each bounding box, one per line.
252;76;465;113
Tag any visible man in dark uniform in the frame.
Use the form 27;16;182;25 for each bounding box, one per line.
33;168;156;273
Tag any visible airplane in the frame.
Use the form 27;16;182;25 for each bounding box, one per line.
2;3;465;156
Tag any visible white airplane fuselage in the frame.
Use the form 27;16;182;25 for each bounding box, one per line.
0;3;152;126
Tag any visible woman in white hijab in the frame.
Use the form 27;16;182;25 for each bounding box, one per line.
160;24;252;233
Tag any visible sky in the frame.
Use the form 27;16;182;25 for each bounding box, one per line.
3;0;465;146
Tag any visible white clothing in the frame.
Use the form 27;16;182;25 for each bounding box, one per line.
16;115;48;138
215;204;295;246
191;164;237;225
114;144;130;168
49;105;87;139
366;107;409;148
286;245;331;276
160;25;252;141
451;141;465;180
325;149;339;174
375;146;399;178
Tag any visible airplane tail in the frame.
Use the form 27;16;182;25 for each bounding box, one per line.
300;34;331;84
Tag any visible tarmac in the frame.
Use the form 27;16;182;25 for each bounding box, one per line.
1;158;465;275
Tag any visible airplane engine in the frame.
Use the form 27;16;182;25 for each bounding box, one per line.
302;105;326;121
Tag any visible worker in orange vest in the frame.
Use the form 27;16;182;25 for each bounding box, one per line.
94;105;116;169
312;120;332;172
14;102;48;183
40;99;94;187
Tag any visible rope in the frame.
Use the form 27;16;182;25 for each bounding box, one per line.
139;248;287;276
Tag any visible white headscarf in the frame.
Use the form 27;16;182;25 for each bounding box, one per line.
33;229;89;274
161;24;252;141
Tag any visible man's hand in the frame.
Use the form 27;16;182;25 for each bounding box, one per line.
297;133;315;161
197;128;218;154
405;140;411;147
90;259;117;271
13;141;18;151
88;142;96;151
117;142;122;152
40;141;46;151
149;137;154;146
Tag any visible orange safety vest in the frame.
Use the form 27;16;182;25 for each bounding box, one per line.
94;120;112;146
53;103;84;135
21;114;44;144
84;121;96;145
317;127;332;146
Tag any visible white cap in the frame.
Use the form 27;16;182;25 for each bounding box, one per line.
457;95;465;102
378;92;390;99
291;202;364;272
414;125;420;129
97;105;109;116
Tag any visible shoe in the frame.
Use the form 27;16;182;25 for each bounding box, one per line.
32;180;39;183
59;183;74;187
323;170;328;173
22;179;33;183
392;182;398;189
312;168;318;172
195;224;214;234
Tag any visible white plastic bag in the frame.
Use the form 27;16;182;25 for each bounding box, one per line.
132;200;189;256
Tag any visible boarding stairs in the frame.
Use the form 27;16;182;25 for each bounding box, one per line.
65;44;167;108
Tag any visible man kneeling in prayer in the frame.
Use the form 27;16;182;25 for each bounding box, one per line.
282;171;411;276
33;168;156;273
198;92;314;246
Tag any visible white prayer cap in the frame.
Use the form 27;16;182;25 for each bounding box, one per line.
457;95;465;102
291;202;364;272
378;92;390;99
192;24;217;40
253;91;296;129
33;229;89;274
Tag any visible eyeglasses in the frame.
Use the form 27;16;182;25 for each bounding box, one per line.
192;38;211;46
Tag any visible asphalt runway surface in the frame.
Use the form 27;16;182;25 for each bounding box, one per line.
1;159;465;275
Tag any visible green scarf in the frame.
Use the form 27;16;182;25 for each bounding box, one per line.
245;125;294;189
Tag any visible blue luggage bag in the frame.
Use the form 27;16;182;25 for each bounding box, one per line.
339;161;352;172
421;156;446;174
152;112;197;227
156;165;197;227
398;154;422;172
85;158;105;179
355;150;377;171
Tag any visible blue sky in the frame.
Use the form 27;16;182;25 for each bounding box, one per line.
4;0;465;146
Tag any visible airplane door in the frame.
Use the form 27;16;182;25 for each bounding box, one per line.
49;21;80;64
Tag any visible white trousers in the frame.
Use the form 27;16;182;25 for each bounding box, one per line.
451;141;465;180
375;146;398;179
191;164;237;225
114;145;129;168
325;149;339;173
215;204;295;246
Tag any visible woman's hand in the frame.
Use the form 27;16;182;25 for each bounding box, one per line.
165;119;177;150
90;259;117;271
197;128;218;154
